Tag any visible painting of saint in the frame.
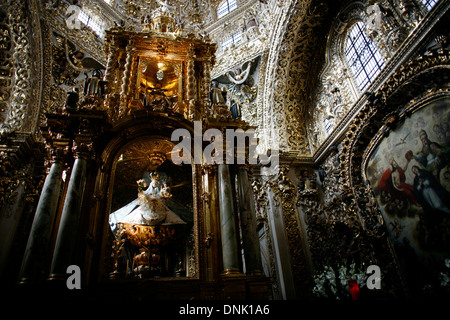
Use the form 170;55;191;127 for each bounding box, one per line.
405;129;450;184
366;97;450;260
379;159;418;207
411;165;450;214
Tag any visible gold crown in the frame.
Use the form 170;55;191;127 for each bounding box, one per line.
150;171;160;180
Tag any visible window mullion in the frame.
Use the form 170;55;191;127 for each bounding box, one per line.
345;21;385;91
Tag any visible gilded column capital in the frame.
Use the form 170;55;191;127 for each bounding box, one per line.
41;118;72;170
72;140;95;160
45;144;71;167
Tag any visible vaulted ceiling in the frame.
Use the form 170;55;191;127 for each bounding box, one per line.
77;0;347;156
112;0;220;27
261;0;345;155
9;0;352;157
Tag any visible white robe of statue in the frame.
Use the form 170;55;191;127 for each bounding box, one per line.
109;179;186;232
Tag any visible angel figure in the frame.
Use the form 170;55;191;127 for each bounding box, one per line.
159;182;172;198
226;61;252;85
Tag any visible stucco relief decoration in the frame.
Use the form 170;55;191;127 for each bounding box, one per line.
115;0;215;27
43;0;106;64
263;0;340;155
0;3;12;126
308;0;424;151
0;0;32;135
308;1;364;150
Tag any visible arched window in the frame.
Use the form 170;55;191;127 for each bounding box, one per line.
345;21;385;91
217;0;238;19
422;0;438;10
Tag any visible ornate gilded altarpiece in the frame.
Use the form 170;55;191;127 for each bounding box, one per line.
36;9;271;299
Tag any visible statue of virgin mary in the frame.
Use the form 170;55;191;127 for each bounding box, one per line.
109;172;186;233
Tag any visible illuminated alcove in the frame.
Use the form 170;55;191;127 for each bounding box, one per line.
102;137;195;280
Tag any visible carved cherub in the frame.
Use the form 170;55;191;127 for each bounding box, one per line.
226;61;252;85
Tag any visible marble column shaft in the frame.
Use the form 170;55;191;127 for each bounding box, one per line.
237;168;262;274
49;157;87;279
19;161;64;283
218;164;240;274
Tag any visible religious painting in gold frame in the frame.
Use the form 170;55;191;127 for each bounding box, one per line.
365;96;450;290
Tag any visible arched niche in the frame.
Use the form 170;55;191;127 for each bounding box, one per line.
137;59;182;107
107;137;194;279
87;114;202;284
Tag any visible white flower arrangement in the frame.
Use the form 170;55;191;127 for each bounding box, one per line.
312;262;367;300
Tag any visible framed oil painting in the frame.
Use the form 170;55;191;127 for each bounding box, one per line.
366;96;450;291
